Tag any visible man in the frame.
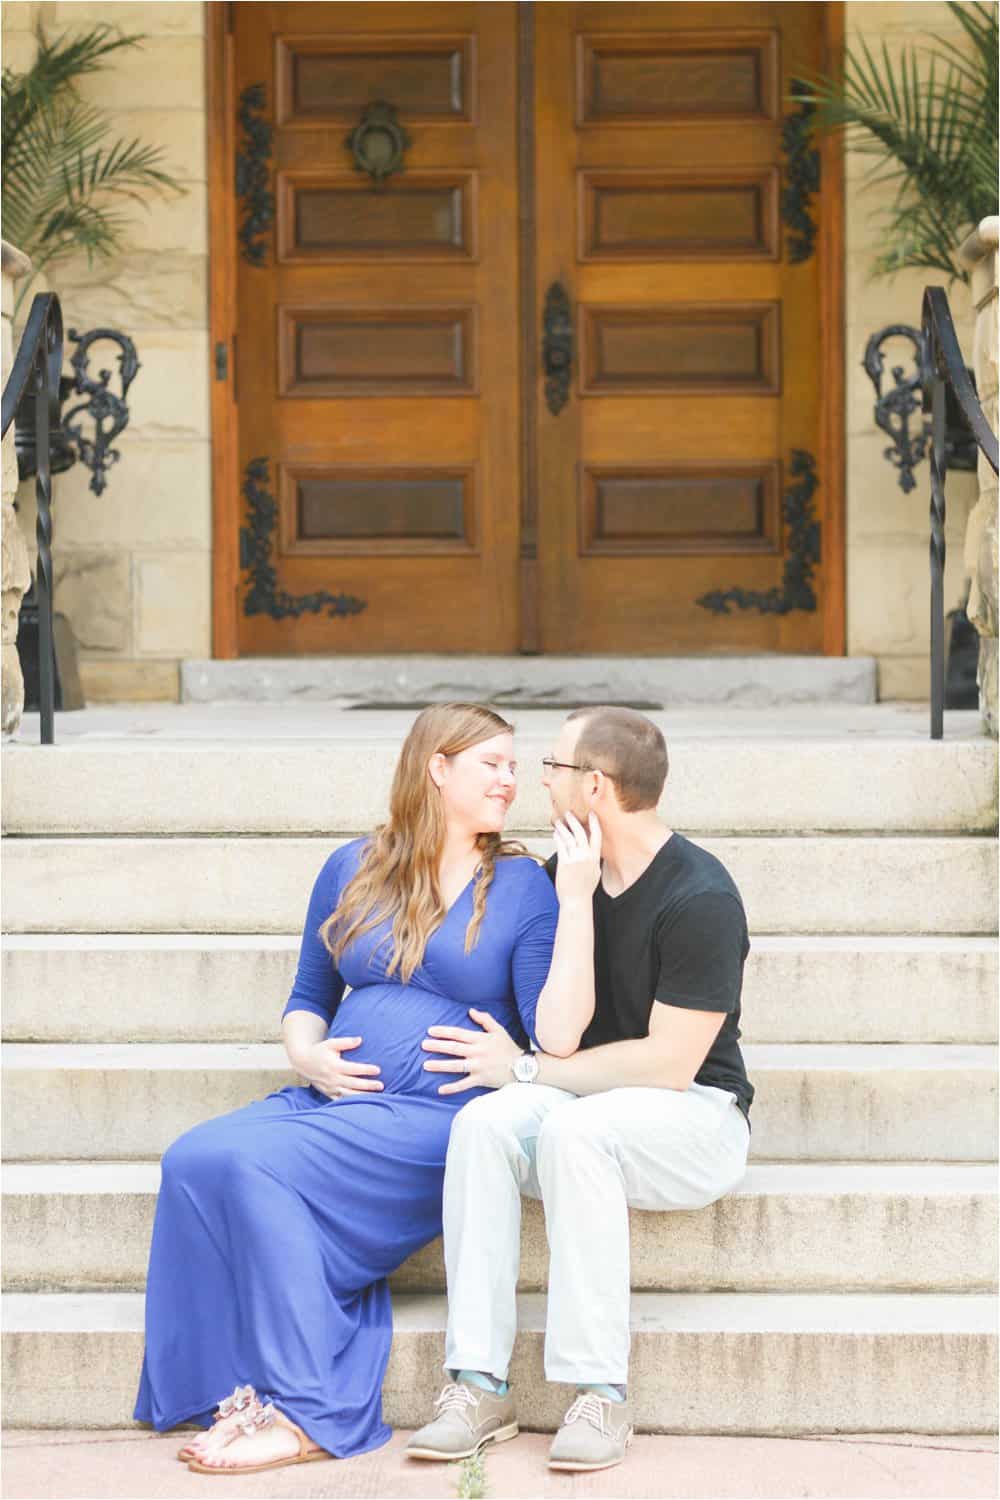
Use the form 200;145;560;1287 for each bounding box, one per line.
407;707;753;1473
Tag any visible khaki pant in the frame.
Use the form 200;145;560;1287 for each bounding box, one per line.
442;1081;750;1385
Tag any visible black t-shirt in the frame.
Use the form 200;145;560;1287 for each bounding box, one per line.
545;833;754;1124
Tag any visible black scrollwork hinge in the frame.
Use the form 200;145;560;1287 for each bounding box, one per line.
781;83;820;264
239;458;367;622
542;282;573;416
236;84;274;266
697;450;821;616
862;324;927;493
62;328;141;496
345;100;412;188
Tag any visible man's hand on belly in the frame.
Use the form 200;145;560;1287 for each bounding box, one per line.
421;1010;522;1094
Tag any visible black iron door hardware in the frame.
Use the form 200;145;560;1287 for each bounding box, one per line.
781;83;820;264
345;101;412;187
863;323;979;492
239;458;367;622
542;282;573;416
236;84;274;265
697;450;821;616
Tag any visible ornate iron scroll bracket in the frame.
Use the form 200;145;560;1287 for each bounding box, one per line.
542;282;573;416
236;84;274;265
239;458;367;622
345;101;412;188
863;322;982;492
697;450;820;616
781;83;820;264
862;324;927;493
61;327;140;496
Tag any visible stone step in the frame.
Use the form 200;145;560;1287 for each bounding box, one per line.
3;1162;994;1296
180;655;880;707
4;727;996;837
3;836;996;935
2;1043;996;1163
3;1290;995;1434
4;934;996;1044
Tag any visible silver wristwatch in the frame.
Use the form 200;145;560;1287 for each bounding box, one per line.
511;1050;540;1084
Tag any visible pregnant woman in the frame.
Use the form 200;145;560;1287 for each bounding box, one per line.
133;703;558;1475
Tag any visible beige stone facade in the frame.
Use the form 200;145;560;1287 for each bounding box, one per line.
843;0;981;700
1;0;992;701
4;0;209;704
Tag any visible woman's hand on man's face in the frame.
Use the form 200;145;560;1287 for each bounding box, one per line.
553;810;602;906
422;1008;522;1093
295;1036;384;1099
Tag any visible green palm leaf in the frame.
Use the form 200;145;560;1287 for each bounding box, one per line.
794;1;998;282
2;21;183;312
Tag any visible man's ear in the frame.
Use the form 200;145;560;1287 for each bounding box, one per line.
428;752;448;789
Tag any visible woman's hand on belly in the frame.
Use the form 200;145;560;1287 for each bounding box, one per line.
291;1036;384;1100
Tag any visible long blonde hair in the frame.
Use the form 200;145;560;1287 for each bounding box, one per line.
322;703;526;982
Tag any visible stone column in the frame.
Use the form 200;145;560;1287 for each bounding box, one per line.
959;216;1000;736
1;241;32;738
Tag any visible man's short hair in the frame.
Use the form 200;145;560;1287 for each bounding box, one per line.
567;706;668;812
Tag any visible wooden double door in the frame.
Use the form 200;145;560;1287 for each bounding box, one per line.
219;2;839;657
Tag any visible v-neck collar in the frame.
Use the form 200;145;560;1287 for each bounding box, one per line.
598;832;679;904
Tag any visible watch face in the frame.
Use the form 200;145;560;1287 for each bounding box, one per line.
515;1053;538;1083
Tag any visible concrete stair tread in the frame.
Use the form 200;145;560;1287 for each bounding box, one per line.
6;932;995;952
5;1159;995;1194
4;706;996;837
4;1041;995;1069
4;836;997;936
4;1289;995;1336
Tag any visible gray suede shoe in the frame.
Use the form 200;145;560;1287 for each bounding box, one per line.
548;1390;634;1472
406;1379;519;1461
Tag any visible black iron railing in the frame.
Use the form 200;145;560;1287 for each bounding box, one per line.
922;288;999;739
1;293;63;745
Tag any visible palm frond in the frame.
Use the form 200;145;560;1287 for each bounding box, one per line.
794;2;999;282
1;19;184;300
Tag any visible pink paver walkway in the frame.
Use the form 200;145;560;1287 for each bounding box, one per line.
2;1430;997;1500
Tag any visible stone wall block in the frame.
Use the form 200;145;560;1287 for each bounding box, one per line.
75;36;205;113
125;333;211;440
135;554;210;657
49;2;204;37
52;254;208;331
52;442;211;552
54;553;131;653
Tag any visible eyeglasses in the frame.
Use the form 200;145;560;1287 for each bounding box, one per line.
541;757;615;778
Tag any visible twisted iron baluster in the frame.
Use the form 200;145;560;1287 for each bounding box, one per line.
33;311;61;744
927;368;947;741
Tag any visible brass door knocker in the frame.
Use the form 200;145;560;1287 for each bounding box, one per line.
345;101;412;188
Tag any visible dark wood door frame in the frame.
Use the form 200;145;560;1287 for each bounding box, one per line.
205;0;845;660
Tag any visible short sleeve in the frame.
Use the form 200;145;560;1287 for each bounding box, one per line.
653;891;747;1014
282;846;351;1024
510;861;559;1048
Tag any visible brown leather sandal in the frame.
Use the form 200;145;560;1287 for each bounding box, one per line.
175;1383;257;1462
186;1401;330;1475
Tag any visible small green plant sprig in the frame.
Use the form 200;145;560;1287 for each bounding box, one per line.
455;1448;489;1499
2;23;183;314
795;1;998;283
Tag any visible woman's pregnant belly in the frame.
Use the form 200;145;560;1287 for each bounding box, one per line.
326;984;500;1103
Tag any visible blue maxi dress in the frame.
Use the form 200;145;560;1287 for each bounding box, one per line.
133;839;557;1458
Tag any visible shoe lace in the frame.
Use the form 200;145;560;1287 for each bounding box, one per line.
563;1392;609;1433
434;1382;480;1415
